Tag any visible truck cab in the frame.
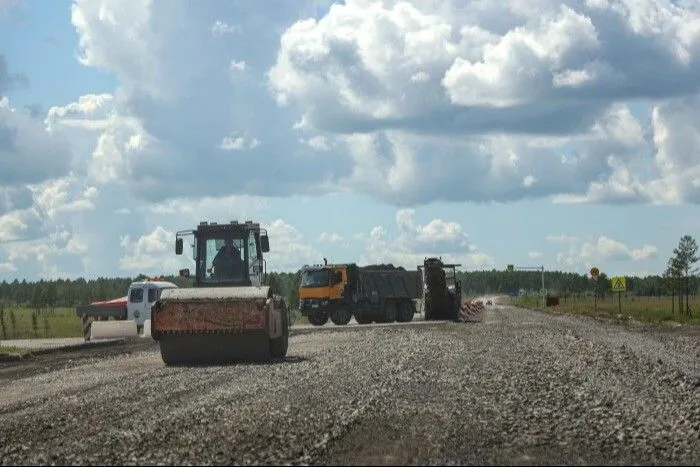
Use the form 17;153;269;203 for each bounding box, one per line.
299;265;346;301
126;279;178;328
298;263;348;325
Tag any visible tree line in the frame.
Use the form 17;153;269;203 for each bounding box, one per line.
0;236;696;314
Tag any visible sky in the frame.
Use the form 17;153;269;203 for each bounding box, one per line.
0;0;699;281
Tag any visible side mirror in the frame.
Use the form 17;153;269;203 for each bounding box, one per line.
179;268;190;278
260;234;270;253
175;238;183;255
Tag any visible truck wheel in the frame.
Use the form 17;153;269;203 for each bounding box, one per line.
330;308;352;326
382;302;398;323
397;301;415;323
424;295;433;321
308;311;329;326
354;313;372;324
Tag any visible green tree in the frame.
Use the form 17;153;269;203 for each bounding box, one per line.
265;273;282;296
673;235;699;316
8;309;16;338
0;300;6;339
31;311;39;338
46;282;57;312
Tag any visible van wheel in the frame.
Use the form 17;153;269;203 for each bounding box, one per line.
82;316;93;342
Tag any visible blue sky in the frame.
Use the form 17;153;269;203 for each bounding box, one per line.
1;0;699;281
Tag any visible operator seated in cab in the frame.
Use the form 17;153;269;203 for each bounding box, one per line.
212;238;243;280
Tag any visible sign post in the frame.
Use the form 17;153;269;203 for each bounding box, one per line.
508;264;545;308
610;276;626;316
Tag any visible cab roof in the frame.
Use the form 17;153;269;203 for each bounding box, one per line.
129;280;178;289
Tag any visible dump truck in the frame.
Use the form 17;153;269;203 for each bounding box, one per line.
298;261;423;325
75;278;178;341
419;257;462;320
150;220;289;365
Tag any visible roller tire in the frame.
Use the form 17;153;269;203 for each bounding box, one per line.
270;300;289;359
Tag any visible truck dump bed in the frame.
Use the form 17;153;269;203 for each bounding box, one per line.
357;267;422;301
75;296;128;320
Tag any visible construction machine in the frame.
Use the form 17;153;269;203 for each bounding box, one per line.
150;220;289;365
298;261;422;325
419;257;462;321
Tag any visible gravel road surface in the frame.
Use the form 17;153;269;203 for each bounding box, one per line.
1;303;698;465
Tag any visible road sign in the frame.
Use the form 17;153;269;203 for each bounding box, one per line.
590;267;599;278
611;276;626;293
507;264;514;272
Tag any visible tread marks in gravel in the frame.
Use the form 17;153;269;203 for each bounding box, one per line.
1;307;700;465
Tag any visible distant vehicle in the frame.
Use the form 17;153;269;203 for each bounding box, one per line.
419;257;462;321
298;261;422;325
75;278;178;341
486;300;493;306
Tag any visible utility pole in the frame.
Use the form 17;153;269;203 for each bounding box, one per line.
508;264;546;308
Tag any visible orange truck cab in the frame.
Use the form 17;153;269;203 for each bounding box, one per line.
298;262;350;325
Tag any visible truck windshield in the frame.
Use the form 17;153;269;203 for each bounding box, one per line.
300;269;329;287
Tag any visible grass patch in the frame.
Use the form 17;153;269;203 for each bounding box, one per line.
0;346;31;356
0;307;84;340
510;295;700;326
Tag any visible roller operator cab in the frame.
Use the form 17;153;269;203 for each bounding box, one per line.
174;220;269;288
150;221;289;366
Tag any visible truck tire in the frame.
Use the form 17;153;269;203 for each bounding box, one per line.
308;311;329;326
397;301;415;323
424;295;434;321
381;302;398;323
354;313;372;324
270;300;289;359
330;307;352;326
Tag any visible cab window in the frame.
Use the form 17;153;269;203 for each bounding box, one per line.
129;288;144;303
148;288;158;303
